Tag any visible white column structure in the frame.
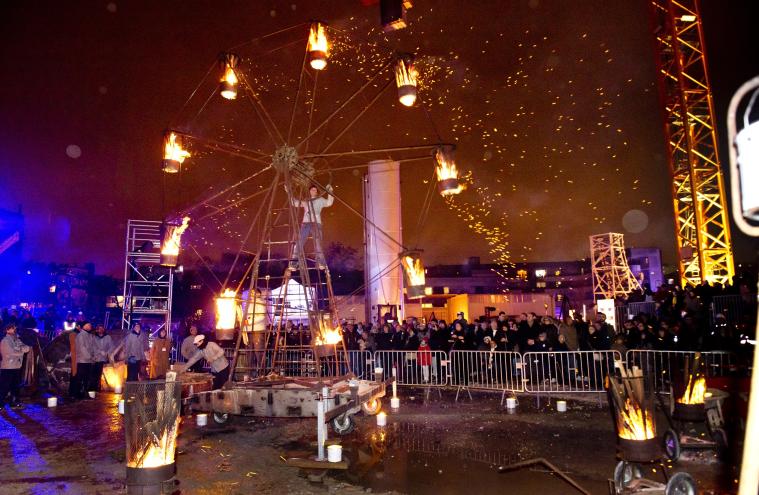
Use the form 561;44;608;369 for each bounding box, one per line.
364;160;403;324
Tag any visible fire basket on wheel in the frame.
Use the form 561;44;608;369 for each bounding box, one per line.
606;364;696;495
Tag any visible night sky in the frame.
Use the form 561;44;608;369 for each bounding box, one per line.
1;0;757;276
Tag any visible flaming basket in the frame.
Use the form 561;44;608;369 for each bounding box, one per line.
124;380;181;495
401;252;426;299
159;216;190;267
673;353;707;422
607;369;661;463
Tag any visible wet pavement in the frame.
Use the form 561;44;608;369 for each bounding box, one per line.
0;390;740;494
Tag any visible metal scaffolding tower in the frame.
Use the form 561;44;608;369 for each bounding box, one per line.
121;220;173;337
590;233;641;300
651;0;735;287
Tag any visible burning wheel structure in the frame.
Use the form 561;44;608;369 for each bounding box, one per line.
660;353;729;462
607;365;696;495
158;23;457;429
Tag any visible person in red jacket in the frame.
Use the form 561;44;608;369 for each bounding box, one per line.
418;337;432;383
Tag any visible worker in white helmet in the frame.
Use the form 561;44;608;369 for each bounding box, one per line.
177;334;230;389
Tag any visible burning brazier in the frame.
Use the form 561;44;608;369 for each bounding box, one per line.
673;353;707;422
607;371;661;463
124;380;181;495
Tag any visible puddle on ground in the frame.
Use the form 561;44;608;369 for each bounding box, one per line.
286;420;608;495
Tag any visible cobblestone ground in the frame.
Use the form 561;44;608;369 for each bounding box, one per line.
0;389;739;494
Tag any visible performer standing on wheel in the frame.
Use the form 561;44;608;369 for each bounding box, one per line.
288;183;334;269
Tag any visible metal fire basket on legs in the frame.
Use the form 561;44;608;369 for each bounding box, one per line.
606;367;696;495
124;380;181;495
658;352;729;462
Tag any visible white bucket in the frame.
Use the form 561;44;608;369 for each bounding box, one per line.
88;391;96;399
556;400;567;412
327;444;342;463
390;397;400;409
118;400;125;415
505;397;517;409
196;413;208;427
376;412;387;427
113;386;122;394
47;397;58;408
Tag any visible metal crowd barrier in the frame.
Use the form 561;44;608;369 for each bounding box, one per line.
373;350;448;387
347;350;373;379
448;350;524;400
712;294;754;328
627;301;658;317
625;349;736;393
205;347;740;403
522;350;622;395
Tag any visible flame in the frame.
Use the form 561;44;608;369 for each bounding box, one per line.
101;363;126;391
435;149;459;181
394;57;418;107
163;132;190;164
616;398;656;440
215;289;239;330
161;216;190;257
402;256;425;287
307;23;329;70
314;326;343;345
128;418;180;468
220;66;238;99
677;375;706;405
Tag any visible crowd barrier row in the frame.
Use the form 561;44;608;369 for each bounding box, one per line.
202;347;739;399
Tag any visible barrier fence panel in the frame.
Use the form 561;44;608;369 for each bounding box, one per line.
448;350;524;392
627;302;658;317
347;350;373;379
625;350;736;393
522;350;621;394
373;350;448;387
712;294;754;328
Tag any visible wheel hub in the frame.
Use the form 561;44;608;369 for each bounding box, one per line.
272;145;298;173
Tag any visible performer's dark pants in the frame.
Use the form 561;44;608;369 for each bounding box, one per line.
90;362;105;392
212;366;230;390
70;363;91;399
127;360;141;382
0;369;22;405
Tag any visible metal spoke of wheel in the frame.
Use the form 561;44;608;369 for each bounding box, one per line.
239;72;285;146
317;78;394;156
229;22;308;52
286;48;309;144
302;143;444;160
183;165;272;216
186;241;224;291
295;60;392;150
303;70;319;154
222;172;280;289
195;186;271;222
